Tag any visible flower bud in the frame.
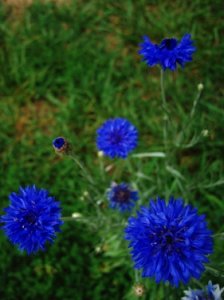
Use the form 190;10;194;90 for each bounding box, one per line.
83;191;89;197
197;83;204;91
95;245;102;253
97;151;104;158
201;129;209;137
52;137;71;155
133;284;145;297
71;212;82;219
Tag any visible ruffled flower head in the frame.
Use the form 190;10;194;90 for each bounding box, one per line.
96;118;138;159
107;182;139;212
182;281;224;300
139;34;196;71
1;185;63;254
125;197;213;286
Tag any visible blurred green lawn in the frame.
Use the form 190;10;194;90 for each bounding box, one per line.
0;0;223;299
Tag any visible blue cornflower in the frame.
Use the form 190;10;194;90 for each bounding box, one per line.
53;137;70;154
139;34;196;71
182;281;224;300
125;197;213;286
96;118;138;159
107;182;139;212
1;185;63;254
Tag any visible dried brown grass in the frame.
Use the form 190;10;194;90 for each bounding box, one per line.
3;0;70;16
3;0;70;9
4;0;69;6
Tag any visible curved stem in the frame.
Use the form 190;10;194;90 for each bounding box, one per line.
68;154;107;214
181;87;203;139
69;154;95;185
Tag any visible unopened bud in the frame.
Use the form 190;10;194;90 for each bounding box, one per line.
96;200;102;206
52;137;71;155
197;83;204;91
83;191;89;197
201;129;209;137
71;212;82;219
95;245;102;253
105;164;114;172
98;151;104;158
133;284;145;297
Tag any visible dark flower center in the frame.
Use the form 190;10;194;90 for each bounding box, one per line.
53;137;65;149
110;133;123;145
115;189;131;203
24;212;37;225
160;38;177;50
158;231;176;249
165;234;173;245
149;227;182;254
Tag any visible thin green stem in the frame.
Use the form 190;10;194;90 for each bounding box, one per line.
160;69;169;200
160;69;166;107
111;159;125;181
206;265;222;277
69;154;95;185
213;233;224;238
99;156;105;182
134;269;140;283
160;68;168;151
61;216;79;221
61;216;98;230
68;154;106;208
176;87;203;147
190;88;202;118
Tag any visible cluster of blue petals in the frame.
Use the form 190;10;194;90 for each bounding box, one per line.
125;197;213;286
1;185;63;254
53;137;66;150
139;34;196;71
182;281;224;300
96;118;138;159
107;182;139;212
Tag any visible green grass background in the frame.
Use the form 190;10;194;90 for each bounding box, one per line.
0;0;223;299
